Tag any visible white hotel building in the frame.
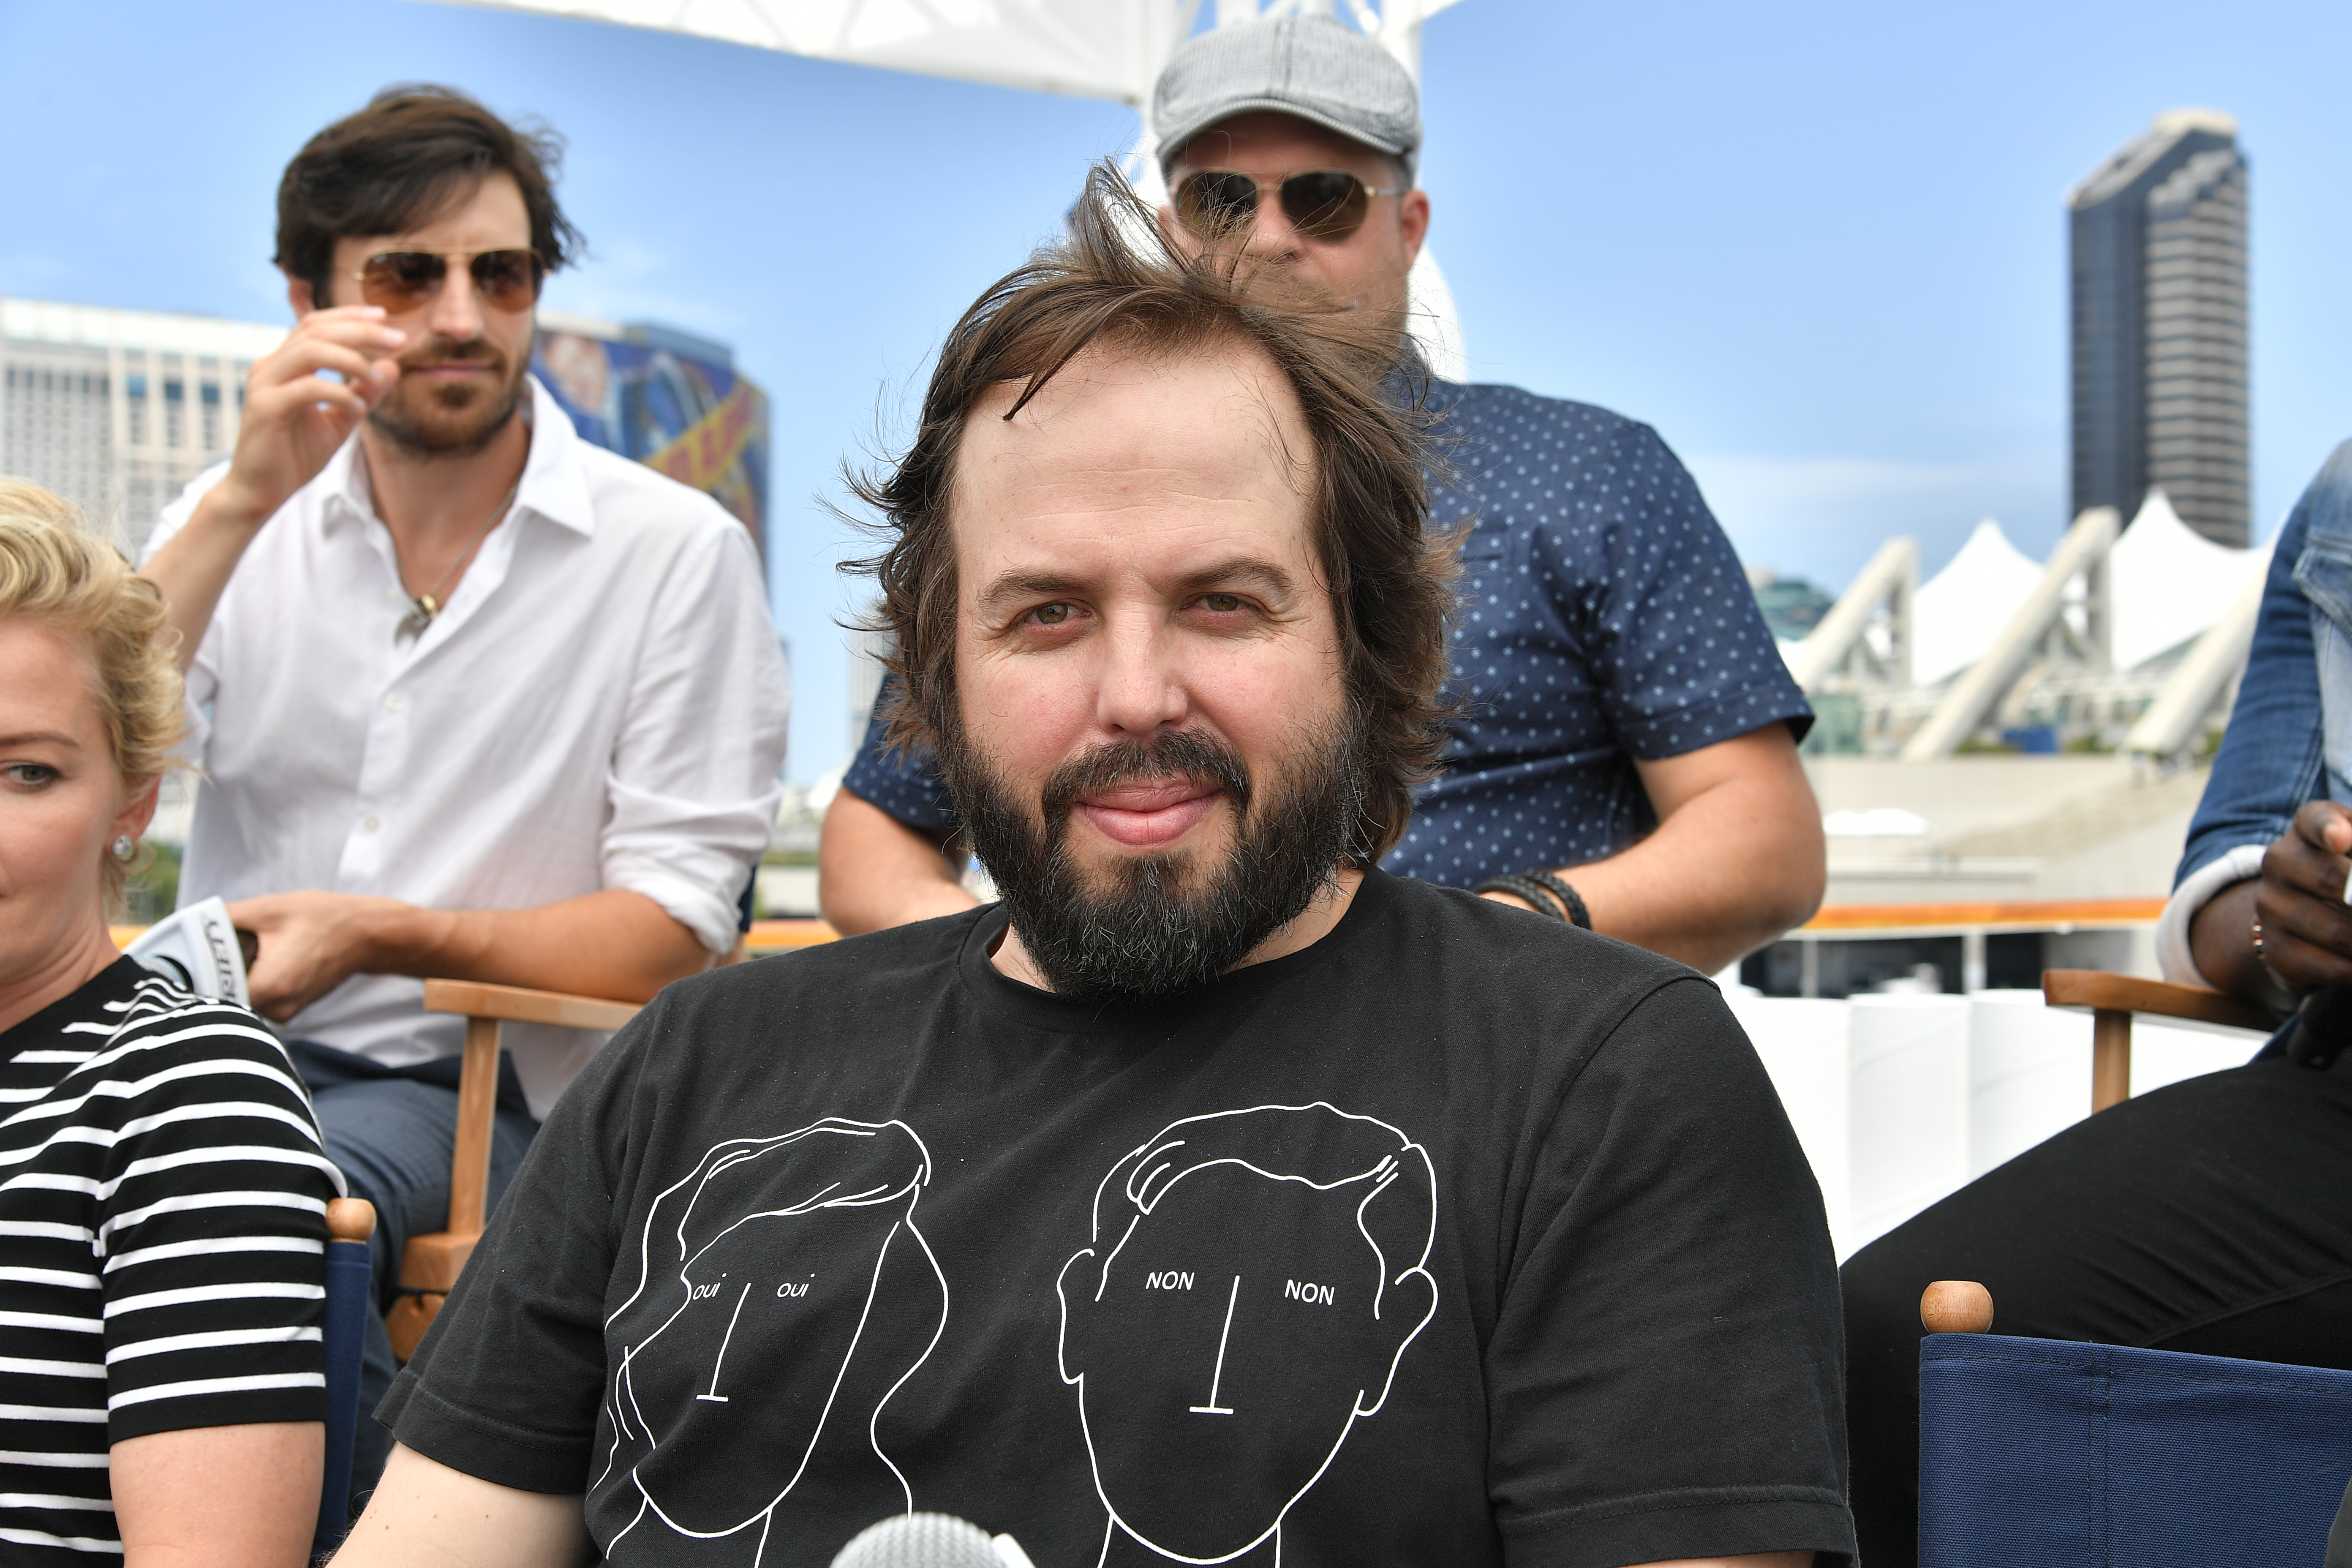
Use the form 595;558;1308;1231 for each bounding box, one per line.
1;296;286;554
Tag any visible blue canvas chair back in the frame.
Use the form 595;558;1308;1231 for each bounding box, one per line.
314;1203;376;1557
1919;1331;2352;1566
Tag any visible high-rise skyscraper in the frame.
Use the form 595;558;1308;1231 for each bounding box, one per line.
2068;109;2249;547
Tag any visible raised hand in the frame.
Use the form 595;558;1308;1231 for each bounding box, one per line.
206;306;407;527
142;307;408;669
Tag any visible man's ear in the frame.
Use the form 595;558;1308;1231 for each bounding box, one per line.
1396;189;1430;270
286;270;320;319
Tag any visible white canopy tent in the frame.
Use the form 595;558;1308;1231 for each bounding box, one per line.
1901;493;2268;694
2108;489;2272;672
1909;517;2044;687
1866;491;2271;758
438;0;1462;106
443;0;1472;377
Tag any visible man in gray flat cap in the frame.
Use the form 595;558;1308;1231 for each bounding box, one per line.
823;14;1828;977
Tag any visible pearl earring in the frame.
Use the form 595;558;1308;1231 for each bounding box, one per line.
112;836;136;861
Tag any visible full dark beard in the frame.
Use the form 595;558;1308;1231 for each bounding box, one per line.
368;349;527;457
937;716;1370;1002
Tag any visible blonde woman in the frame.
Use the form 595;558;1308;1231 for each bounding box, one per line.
0;479;338;1565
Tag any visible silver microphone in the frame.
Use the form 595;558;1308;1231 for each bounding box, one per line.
829;1512;1035;1568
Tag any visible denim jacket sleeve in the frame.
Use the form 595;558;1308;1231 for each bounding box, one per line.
2172;443;2349;889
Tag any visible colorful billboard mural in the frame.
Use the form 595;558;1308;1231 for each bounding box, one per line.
532;322;769;553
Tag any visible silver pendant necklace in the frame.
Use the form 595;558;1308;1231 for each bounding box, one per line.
393;476;523;643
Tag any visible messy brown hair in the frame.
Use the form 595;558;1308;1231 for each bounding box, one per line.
847;163;1458;863
275;84;583;307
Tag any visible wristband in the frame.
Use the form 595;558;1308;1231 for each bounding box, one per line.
2153;841;2266;988
1473;874;1567;921
1522;871;1592;930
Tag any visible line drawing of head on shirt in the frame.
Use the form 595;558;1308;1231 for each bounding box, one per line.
596;1118;947;1563
1056;1102;1439;1566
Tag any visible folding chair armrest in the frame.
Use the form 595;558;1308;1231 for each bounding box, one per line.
419;978;644;1032
383;983;644;1366
414;980;640;1237
2042;969;2276;1032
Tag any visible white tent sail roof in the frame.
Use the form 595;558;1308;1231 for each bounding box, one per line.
442;0;1466;105
446;0;1159;101
444;0;1473;379
1887;493;2270;693
1911;518;2044;687
2109;488;2272;671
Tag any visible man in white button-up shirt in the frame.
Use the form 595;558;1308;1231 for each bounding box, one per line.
142;86;789;1500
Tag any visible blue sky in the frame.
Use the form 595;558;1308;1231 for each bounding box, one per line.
3;0;2347;782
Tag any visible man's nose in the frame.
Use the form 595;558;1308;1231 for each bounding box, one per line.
1240;185;1303;265
1092;614;1190;737
427;260;487;343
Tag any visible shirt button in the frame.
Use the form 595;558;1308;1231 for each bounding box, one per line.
384;693;404;712
362;815;381;833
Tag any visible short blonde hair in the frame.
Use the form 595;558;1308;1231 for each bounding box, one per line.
0;479;187;898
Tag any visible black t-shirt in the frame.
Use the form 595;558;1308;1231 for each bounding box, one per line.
383;871;1852;1568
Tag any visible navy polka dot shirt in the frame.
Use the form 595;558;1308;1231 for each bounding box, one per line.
840;382;1810;890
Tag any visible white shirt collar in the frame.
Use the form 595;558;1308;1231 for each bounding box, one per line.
317;375;596;539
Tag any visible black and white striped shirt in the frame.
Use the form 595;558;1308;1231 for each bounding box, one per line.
1;957;340;1560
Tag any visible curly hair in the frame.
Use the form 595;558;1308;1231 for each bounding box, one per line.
845;163;1459;863
0;479;187;903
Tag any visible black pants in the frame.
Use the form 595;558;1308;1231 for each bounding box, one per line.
1841;1054;2352;1566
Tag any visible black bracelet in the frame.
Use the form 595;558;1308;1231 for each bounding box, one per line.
1523;870;1591;930
1473;874;1568;921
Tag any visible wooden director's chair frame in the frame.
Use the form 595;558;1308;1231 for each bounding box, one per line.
373;966;2274;1358
2040;969;2278;1113
382;979;643;1362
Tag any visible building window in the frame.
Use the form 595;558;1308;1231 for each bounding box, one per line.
126;374;148;446
163;380;184;449
201;383;221;450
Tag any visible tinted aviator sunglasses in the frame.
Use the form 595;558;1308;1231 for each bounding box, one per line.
1173;169;1407;244
350;247;544;313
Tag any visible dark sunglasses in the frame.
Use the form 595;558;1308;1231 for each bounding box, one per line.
1173;169;1407;244
350;248;544;313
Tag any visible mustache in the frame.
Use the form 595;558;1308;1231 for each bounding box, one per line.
1039;731;1252;822
940;710;1365;1002
394;338;507;373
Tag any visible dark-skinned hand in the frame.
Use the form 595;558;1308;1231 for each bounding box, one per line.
2253;799;2352;993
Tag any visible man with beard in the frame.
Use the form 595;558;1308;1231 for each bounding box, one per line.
820;16;1824;979
139;86;789;1493
335;170;1852;1568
